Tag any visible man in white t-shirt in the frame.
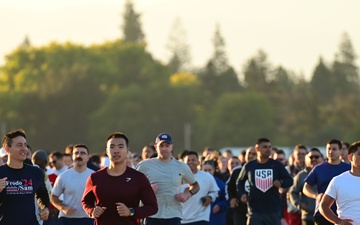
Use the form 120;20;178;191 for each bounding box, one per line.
50;144;94;225
320;141;360;225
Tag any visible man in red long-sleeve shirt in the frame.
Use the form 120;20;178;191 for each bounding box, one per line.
82;132;158;225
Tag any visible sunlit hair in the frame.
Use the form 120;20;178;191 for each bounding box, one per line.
2;129;26;148
106;132;129;147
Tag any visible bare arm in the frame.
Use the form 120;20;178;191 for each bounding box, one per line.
50;193;76;215
319;194;353;225
302;182;317;199
188;181;200;195
176;181;200;203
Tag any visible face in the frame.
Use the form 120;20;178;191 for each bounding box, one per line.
63;155;73;167
142;146;155;159
155;141;172;160
184;154;199;172
349;147;360;168
326;143;342;161
5;136;28;162
245;147;257;162
294;148;307;164
49;156;63;170
133;155;142;165
256;142;272;158
106;137;128;164
72;147;89;167
202;164;214;175
306;151;323;168
218;157;228;169
228;157;241;172
126;152;134;167
275;153;287;165
341;143;349;158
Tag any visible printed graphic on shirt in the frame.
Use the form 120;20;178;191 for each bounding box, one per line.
245;180;250;193
6;179;34;194
255;169;273;193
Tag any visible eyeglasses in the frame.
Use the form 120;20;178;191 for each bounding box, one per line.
309;155;320;159
73;151;87;156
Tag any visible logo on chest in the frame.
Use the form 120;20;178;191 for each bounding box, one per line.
255;169;273;193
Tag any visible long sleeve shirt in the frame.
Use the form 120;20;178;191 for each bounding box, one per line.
236;159;293;214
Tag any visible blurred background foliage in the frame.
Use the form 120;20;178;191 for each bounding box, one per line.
0;1;359;155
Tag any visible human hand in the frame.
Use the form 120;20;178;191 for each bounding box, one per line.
230;198;239;208
176;191;191;203
212;204;220;213
201;196;212;206
92;206;107;218
151;184;158;192
240;194;247;204
39;207;49;220
116;202;131;217
0;177;7;192
273;180;281;188
338;219;353;225
62;205;76;215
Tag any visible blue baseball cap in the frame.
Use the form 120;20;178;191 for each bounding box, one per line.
155;133;173;144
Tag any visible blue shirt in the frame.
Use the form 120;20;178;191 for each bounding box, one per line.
304;161;350;217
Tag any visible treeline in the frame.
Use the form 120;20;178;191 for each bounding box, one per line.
0;1;359;154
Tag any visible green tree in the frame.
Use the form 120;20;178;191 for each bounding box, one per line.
331;32;359;96
195;92;276;149
243;50;270;92
121;0;145;43
89;79;201;154
310;57;333;104
166;17;191;73
198;24;240;101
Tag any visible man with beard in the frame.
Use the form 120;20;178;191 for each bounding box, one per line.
51;144;94;225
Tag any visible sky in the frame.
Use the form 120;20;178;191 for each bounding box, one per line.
1;0;359;80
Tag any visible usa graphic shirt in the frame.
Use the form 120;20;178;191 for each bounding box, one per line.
236;159;293;214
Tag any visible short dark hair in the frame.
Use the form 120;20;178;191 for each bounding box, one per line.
3;129;26;148
276;149;286;155
49;151;63;159
327;139;342;150
202;160;215;168
90;154;101;164
178;150;189;160
106;132;129;147
256;138;270;145
184;150;198;159
309;147;323;157
73;144;89;154
348;141;360;155
295;144;307;151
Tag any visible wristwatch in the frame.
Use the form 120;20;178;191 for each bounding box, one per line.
129;208;135;216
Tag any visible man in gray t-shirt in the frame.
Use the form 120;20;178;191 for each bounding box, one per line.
137;133;200;225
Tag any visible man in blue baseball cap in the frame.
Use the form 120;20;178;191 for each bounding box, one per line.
137;132;200;225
